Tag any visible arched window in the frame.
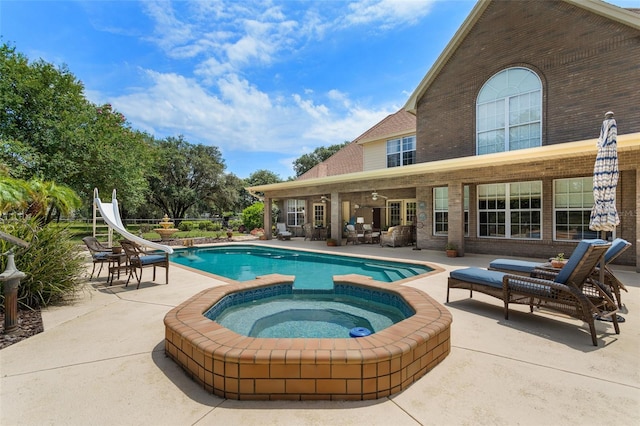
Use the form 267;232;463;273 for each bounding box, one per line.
476;67;542;155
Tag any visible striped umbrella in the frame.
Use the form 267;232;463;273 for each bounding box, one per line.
589;111;620;233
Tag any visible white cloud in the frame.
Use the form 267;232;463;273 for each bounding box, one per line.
111;68;393;157
343;0;435;29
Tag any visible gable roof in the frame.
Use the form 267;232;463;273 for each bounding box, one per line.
353;109;416;145
404;0;640;114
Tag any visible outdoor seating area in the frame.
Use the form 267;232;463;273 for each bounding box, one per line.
119;240;170;289
379;225;413;247
447;239;621;346
275;222;292;240
489;238;631;308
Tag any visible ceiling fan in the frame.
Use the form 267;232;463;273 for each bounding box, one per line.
371;191;388;201
319;195;330;203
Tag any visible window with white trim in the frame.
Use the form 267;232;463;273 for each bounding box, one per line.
286;199;305;227
433;186;469;236
313;203;326;227
476;68;542;155
554;177;603;241
386;136;416;168
478;181;541;239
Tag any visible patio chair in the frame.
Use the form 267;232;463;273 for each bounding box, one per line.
82;236;112;278
275;223;292;240
345;224;363;245
380;226;405;247
489;238;630;308
362;224;380;244
120;240;169;289
303;223;313;241
448;240;618;346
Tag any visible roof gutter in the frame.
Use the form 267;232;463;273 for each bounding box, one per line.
246;132;640;193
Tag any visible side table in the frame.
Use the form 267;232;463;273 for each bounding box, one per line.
106;253;127;285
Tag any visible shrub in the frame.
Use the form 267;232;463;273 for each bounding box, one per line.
242;202;264;231
178;221;198;231
0;218;85;309
228;219;243;230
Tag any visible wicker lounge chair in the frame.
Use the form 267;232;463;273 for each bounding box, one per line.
275;223;292;240
82;236;112;278
448;240;618;346
362;224;380;244
120;240;169;289
489;238;631;308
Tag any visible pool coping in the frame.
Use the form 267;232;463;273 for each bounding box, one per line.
164;273;452;400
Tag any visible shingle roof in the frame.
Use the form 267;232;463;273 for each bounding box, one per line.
296;108;416;180
297;142;363;180
353;109;416;144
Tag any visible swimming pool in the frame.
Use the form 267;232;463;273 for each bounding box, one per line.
171;245;433;289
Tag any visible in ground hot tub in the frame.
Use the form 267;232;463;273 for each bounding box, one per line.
164;274;452;400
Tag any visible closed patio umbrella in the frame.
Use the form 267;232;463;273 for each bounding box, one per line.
589;111;620;235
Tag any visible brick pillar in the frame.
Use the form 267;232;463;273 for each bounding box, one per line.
448;182;464;256
636;168;639;272
331;192;341;244
264;197;272;239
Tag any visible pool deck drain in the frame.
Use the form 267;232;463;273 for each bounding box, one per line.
164;274;452;400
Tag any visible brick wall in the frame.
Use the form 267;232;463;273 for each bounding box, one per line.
416;1;640;163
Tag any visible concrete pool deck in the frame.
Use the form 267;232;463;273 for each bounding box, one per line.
1;239;638;425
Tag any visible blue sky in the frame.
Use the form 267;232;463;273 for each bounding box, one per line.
1;1;636;180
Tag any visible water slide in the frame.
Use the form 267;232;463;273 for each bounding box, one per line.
93;188;174;254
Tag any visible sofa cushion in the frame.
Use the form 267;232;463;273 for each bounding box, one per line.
450;268;504;289
489;259;540;274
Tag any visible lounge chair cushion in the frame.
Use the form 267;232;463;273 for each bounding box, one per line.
139;254;166;266
605;238;629;263
555;239;607;284
489;259;540;274
450;268;504;289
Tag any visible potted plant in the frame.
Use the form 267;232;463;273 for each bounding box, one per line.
445;242;458;258
326;238;337;247
551;252;567;268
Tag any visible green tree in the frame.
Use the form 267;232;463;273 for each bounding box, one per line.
148;136;226;220
0;43;154;212
292;142;349;177
241;169;282;206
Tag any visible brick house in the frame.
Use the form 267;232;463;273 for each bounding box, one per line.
249;0;640;269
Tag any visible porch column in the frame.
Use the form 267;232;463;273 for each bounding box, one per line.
636;168;639;272
330;192;341;244
264;196;272;239
448;182;464;256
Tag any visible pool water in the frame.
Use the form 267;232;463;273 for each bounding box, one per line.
207;293;408;338
171;245;432;289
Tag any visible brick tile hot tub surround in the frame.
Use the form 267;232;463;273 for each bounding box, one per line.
164;274;452;400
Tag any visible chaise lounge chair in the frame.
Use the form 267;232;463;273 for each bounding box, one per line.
120;240;169;289
448;239;619;346
489;238;631;308
275;223;292;240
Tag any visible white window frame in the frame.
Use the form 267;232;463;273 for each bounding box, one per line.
386;135;416;168
286;199;305;227
433;186;470;236
312;203;326;228
477;181;542;239
476;67;542;155
553;177;610;241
